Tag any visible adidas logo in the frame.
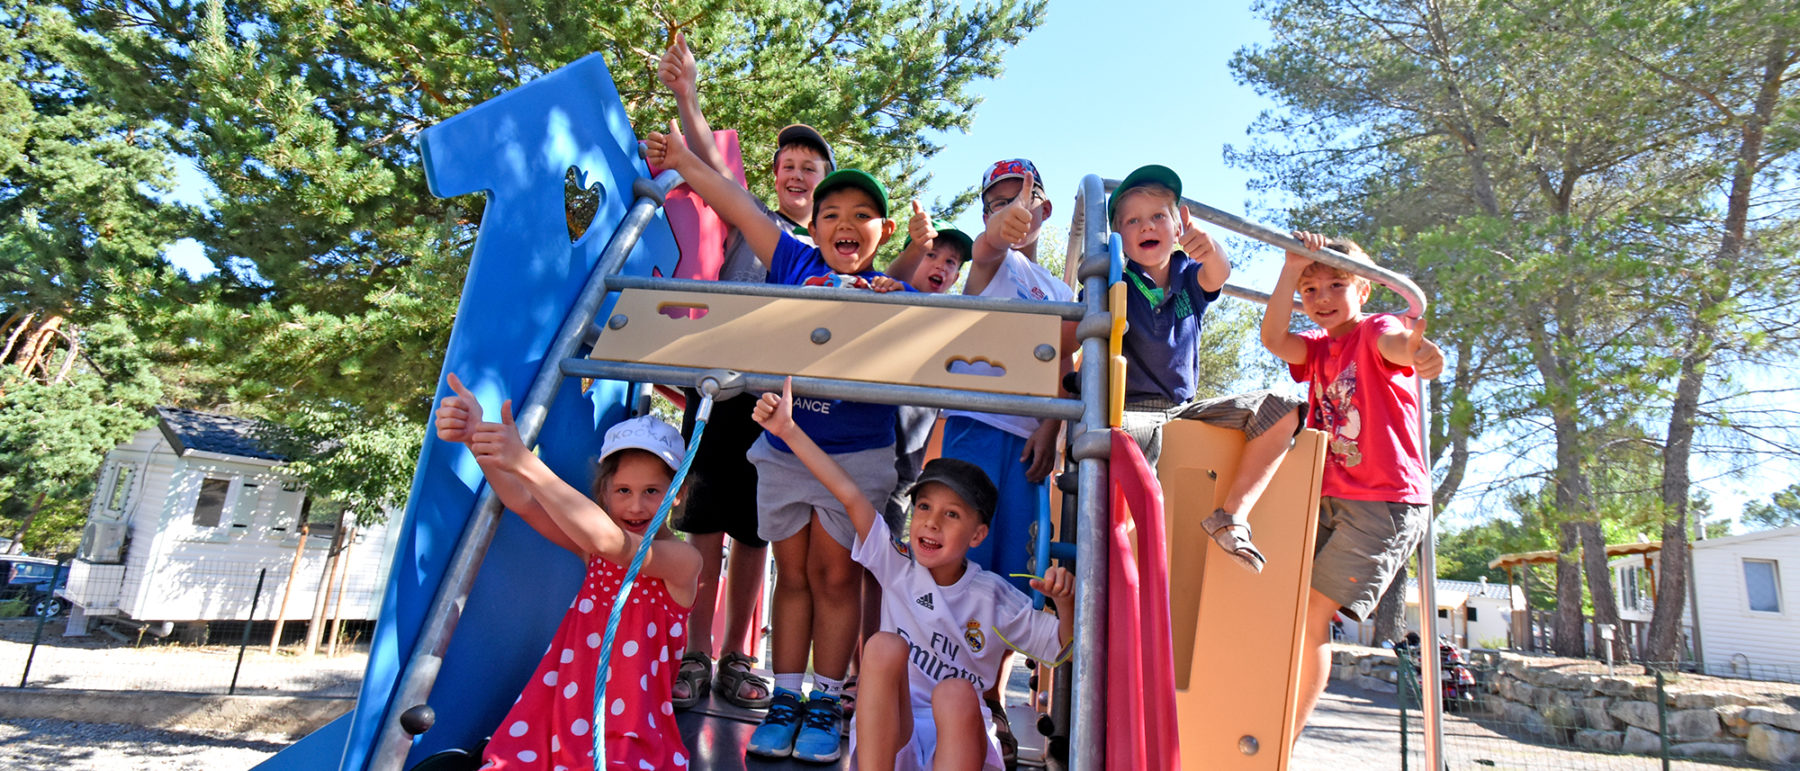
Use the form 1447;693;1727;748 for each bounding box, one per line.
915;593;935;610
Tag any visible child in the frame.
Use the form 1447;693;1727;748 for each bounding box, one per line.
1109;164;1304;574
752;377;1074;771
435;375;702;771
645;126;910;762
658;32;835;712
889;159;1077;766
1259;230;1444;738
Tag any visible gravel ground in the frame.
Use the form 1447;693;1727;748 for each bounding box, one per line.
0;717;288;770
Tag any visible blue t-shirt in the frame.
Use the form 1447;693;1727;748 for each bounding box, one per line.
1119;250;1220;403
763;231;911;454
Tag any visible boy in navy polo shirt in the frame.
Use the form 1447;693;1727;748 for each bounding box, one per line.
1109;165;1303;575
645;128;911;762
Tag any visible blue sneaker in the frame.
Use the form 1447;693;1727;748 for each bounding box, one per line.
792;691;843;763
747;688;804;758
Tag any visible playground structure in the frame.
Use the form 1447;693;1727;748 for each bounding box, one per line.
253;51;1445;771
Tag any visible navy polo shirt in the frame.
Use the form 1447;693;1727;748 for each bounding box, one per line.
1119;250;1220;403
763;230;911;454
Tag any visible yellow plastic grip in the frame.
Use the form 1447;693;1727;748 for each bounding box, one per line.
1108;282;1128;427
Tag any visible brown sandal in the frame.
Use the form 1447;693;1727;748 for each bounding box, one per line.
1202;508;1267;575
673;652;711;710
716;650;774;710
986;696;1018;769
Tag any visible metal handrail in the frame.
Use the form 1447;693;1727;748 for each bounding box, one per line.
1068;174;1114;771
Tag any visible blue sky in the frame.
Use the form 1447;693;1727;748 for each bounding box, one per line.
154;1;1790;529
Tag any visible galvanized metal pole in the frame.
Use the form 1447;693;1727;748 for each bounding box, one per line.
1067;175;1112;771
367;170;682;771
1415;374;1446;770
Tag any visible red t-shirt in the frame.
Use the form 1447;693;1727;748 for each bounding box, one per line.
1288;313;1430;504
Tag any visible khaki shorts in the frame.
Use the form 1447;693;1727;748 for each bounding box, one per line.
747;434;898;550
1120;389;1303;467
1312;497;1429;621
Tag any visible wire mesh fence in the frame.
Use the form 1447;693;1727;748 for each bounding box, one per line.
1388;647;1800;769
1;557;377;697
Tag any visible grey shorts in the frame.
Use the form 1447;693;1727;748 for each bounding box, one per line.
1312;497;1429;621
1120;390;1303;467
747;434;900;550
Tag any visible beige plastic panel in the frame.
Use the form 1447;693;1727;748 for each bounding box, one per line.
1161;423;1326;771
591;290;1061;397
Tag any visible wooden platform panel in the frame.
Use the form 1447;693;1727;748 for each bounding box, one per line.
1161;423;1325;770
592;290;1062;397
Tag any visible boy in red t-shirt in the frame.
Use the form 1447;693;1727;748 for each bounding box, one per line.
1259;231;1445;738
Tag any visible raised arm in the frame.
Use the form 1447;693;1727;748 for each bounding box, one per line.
468;403;700;598
436;374;581;555
645;121;782;258
657;32;735;180
1261;244;1311;366
885;200;935;285
969;171;1037;293
751;378;879;541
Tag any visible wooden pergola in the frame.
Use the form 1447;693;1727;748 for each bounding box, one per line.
1487;541;1663;651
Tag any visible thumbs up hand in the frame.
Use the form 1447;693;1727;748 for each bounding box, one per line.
657;31;697;98
908;200;936;249
985;171;1037;249
1408;318;1445;380
752;377;797;440
436;373;483;444
644;119;693;171
1176;206;1217;261
470;400;531;473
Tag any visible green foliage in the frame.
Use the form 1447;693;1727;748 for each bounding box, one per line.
41;0;1044;520
1742;484;1800;532
0;319;161;549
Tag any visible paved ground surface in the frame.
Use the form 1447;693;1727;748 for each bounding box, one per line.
0;717;290;770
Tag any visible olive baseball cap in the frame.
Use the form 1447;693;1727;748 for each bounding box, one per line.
1108;164;1183;224
812;168;889;218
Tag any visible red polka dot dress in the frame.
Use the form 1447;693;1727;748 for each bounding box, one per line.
480;554;692;771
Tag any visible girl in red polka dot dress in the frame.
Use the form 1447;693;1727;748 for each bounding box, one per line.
436;375;702;771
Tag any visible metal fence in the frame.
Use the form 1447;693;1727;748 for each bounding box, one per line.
2;559;374;697
1395;650;1800;769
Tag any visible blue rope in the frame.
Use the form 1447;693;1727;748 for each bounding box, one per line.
590;405;708;770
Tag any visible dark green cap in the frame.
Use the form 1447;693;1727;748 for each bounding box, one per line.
812;168;889;219
903;219;974;259
1108;164;1183;224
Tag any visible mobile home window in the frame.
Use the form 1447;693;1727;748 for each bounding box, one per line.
1744;560;1781;613
230;482;263;529
192;477;231;527
107;466;134;512
1467;606;1479;622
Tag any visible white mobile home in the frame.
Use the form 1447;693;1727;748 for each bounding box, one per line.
61;407;397;636
1687;526;1800;677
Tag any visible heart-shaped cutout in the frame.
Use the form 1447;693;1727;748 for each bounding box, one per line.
564;166;606;243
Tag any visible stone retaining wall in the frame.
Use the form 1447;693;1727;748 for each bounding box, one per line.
1329;647;1800;764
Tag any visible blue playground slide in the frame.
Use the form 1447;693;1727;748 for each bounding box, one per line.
254;52;681;770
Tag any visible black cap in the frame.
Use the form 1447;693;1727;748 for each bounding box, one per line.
908;458;998;525
776;124;835;171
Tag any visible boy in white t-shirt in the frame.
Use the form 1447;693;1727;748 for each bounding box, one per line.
752;378;1074;771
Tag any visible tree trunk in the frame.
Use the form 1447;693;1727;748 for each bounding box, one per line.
16;314;64;377
305;509;350;655
0;311;36;367
8;492;46;554
1553;521;1585;657
269;522;311;653
1372;562;1409;644
1580;520;1632;661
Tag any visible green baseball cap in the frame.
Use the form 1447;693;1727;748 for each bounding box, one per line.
1108;164;1183;224
903;219;975;258
812;168;890;218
